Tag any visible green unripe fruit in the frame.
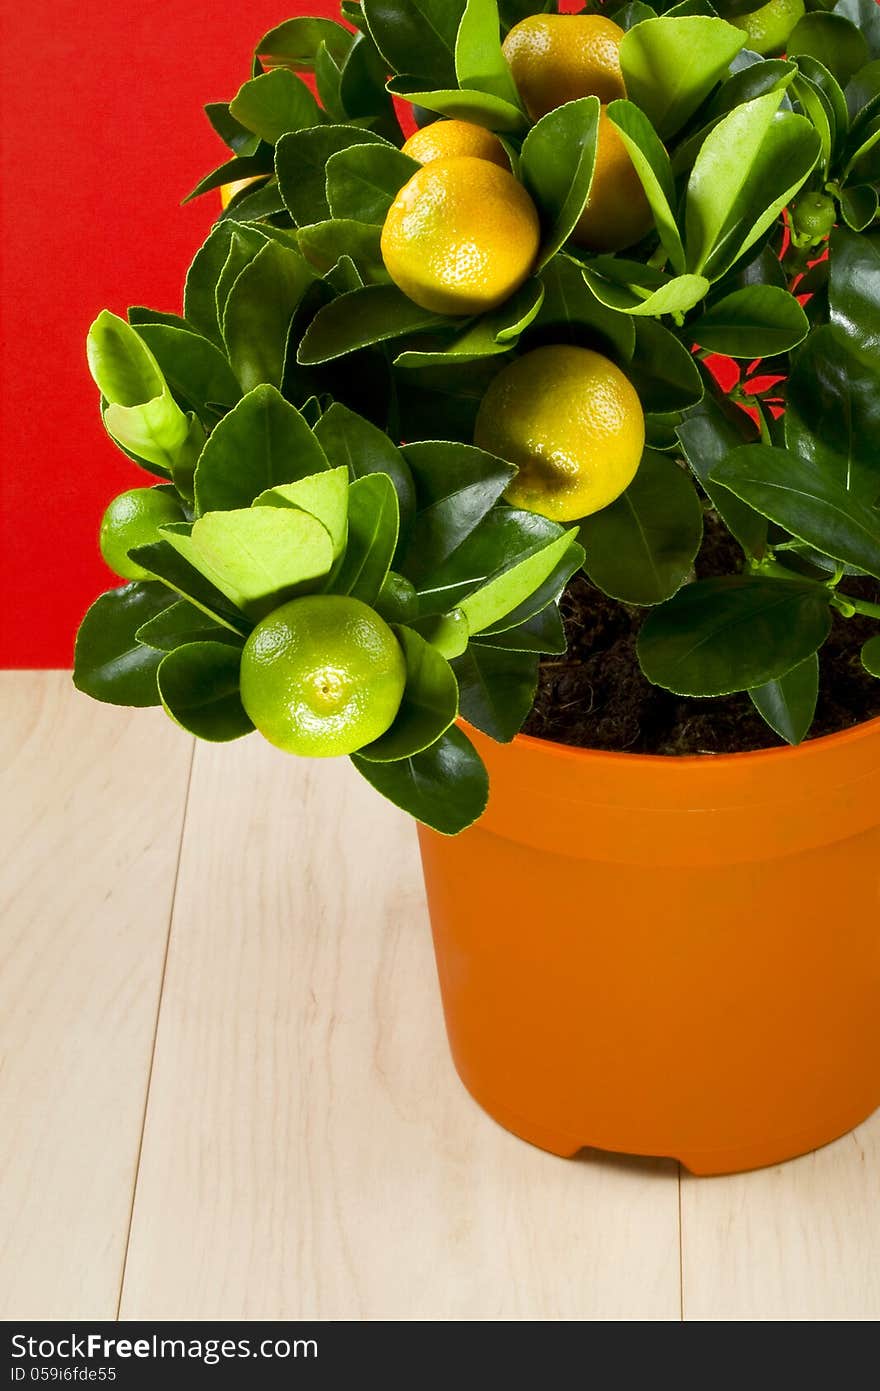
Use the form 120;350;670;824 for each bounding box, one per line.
99;487;186;581
240;595;407;758
730;0;805;56
791;191;836;241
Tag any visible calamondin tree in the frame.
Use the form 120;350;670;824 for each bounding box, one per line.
76;0;880;830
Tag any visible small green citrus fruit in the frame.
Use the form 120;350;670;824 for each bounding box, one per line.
99;487;186;581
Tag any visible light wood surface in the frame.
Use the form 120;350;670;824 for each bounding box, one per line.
2;672;879;1321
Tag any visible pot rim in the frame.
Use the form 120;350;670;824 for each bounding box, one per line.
505;710;880;771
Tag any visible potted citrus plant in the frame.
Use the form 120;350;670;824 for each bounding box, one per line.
75;0;880;1174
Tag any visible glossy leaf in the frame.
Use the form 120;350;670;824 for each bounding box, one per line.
182;152;273;205
257;16;353;68
87;311;190;473
363;0;466;84
861;634;880;677
620;17;746;138
223;241;314;392
297;219;387;283
135;600;244;653
127;541;250;635
582;265;709;317
688;285;809;356
788;13;869;86
276;125;390;226
214;226;268;328
204;102;260;155
352;724;488;834
459;527;581;634
749;653;819;744
228;69;322;144
73;583;173;707
395;356;506;444
841;184;879;231
158;642;253;742
477;538;584;634
534;254;636;360
394;279;544;366
326;145;421;224
520;97;600;268
399;442;514;584
676;388;767;557
254;467;350;563
128;307;193;331
685;92;821;279
314;402;416;536
474;602;566;654
828;226;880;358
386;76;526;131
456;0;523;106
332;473;400;605
218;180;286;224
358;626;458;761
637;575;832;695
606;99;685;272
194;385;329;516
785;324;880;500
337;33;402;142
132;324;242;423
712;444;880;578
408;609;470;659
452;644;539;742
298;285;448;364
183;224;236;348
579;450;703;605
835;0;880;59
628;317;704;412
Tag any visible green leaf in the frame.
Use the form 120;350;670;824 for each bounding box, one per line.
333;473;400;605
579;449;703;605
298;284;448;364
375;571;420;623
167;510;335;620
788;13;869;87
132;324;242;424
184;224;236;348
127;541;251;635
182;153;273;205
712;444;880;578
276;125;391;225
128;307;193;331
520;97;600;268
685;92;821;279
459;526;581;634
357;626;458;761
452;644;538;742
386;76;526;131
256;16;353;68
582;265;709;317
670;57;798;177
222;241;314;393
688;285;809;357
214;226;268;328
477;538;584;634
749;653;819;745
194;385;329;516
841;184;878;231
157;642;253;742
399;441;514;584
297;219;387;283
828;226;880;358
835;0;880;59
638;575;832;696
606;100;686;273
676;388;767;557
351;725;488;834
620;17;746;138
362;0;467;86
628;317;704;412
337;33;402;141
135;600;244;652
74;582;174;707
395;356;505;444
229;69;322;145
861;633;880;677
254;467;350;563
87;311;190;474
205;102;261;156
791;72;835;174
314;402;416;536
408;609;470;659
534;254;636;360
785;324;880;500
474;602;566;654
326;145;421;224
455;0;523;106
394;279;544;365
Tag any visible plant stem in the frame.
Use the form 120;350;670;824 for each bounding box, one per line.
832;593;880;620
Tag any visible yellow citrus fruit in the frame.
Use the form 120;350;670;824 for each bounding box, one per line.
380;156;541;316
729;0;805;56
502;14;626;122
474;345;645;522
99;487;186;581
402;119;509;169
220;176;260;209
572;106;653;252
239;595;407;758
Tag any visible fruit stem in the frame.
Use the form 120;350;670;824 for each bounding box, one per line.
832;594;880;621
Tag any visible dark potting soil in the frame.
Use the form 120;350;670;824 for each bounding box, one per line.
523;515;880;755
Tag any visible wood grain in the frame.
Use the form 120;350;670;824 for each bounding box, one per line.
0;672;193;1319
681;1112;880;1320
120;737;681;1321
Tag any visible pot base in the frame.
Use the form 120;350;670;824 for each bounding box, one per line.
452;1063;880;1175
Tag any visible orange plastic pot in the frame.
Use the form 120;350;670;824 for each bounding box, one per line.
418;719;880;1174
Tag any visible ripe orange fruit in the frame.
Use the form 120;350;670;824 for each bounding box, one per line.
100;488;187;581
572;107;652;253
474;345;645;522
502;14;626;122
239;595;407;758
381;156;541;316
402;119;509;170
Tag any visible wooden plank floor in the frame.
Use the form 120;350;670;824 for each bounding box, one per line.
2;671;879;1321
